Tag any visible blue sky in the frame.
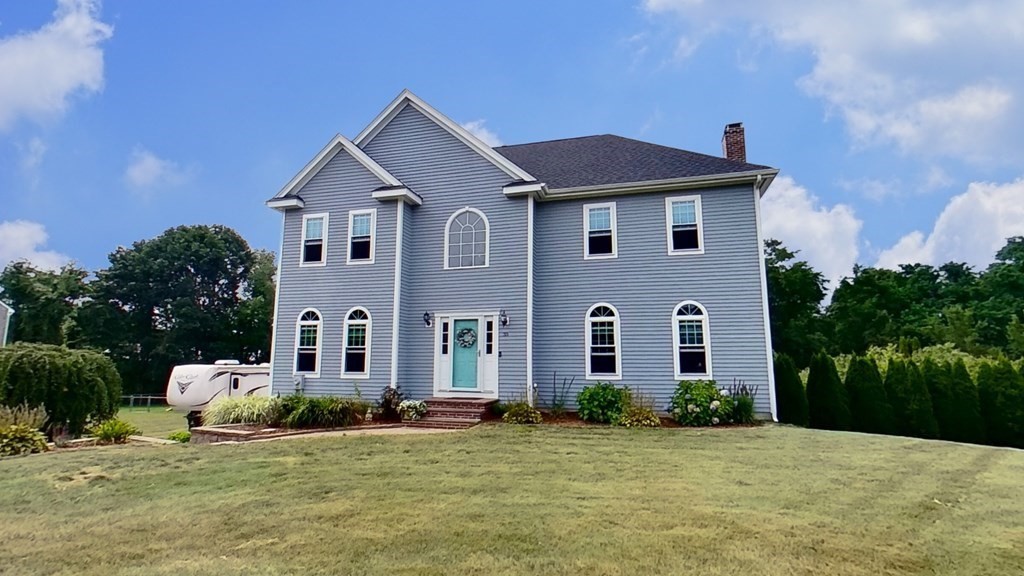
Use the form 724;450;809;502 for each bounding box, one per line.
1;0;1022;289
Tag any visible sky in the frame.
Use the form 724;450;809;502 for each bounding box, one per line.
1;0;1022;291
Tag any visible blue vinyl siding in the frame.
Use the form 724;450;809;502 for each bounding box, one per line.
363;104;529;401
533;185;772;416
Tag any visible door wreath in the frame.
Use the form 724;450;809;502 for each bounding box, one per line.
456;327;477;348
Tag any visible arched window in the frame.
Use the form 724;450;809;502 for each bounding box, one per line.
444;208;489;269
673;301;711;378
342;307;371;378
586;303;621;379
295;309;322;375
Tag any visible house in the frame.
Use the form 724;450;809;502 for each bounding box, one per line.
0;300;13;347
266;90;779;419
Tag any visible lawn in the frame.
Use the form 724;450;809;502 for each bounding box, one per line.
1;425;1022;576
118;407;188;438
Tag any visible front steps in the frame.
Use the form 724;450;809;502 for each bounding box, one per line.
405;397;497;430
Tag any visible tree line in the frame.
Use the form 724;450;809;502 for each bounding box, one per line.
0;225;275;394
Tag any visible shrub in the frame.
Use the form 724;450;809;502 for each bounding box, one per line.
202;396;283;426
576;382;629;424
774;354;808;426
0;403;47;429
806;352;851;431
502;402;543;424
885;359;939;439
398;400;428;421
377;385;405;421
0;424;49;457
491;402;509;418
944;359;985;444
285;397;367;429
0;343;121;436
922;359;956;441
616;405;661;428
977;360;1024;448
845;356;895;435
726;381;758;425
546;372;575;416
90;418;140;444
669;380;733;426
167;430;191;443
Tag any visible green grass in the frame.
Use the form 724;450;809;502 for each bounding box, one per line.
1;425;1022;575
117;407;188;438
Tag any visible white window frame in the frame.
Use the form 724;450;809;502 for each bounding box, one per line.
294;308;323;378
583;202;618;260
300;213;330;267
341;306;371;379
443;207;490;270
584;302;622;380
665;196;705;255
346;209;377;265
672;300;712;380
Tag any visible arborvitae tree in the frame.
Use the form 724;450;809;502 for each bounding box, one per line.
773;353;809;426
806;352;851;431
977;360;1024;448
944;359;986;444
845;356;895;434
922;359;956;441
885;359;940;439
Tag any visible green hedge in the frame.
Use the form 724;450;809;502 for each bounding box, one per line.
774;354;808;426
977;360;1024;448
845;356;895;435
944;359;985;444
884;359;939;439
0;343;121;436
806;352;850;431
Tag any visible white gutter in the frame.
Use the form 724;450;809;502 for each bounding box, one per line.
543;169;779;201
267;212;286;395
526;194;535;405
389;201;405;388
2;305;12;346
752;175;778;421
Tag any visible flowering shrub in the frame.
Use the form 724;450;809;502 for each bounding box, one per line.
616;405;661;428
502;402;543;424
398;400;427;421
668;380;734;426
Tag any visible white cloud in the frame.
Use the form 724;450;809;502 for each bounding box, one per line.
0;220;70;271
838;177;901;202
0;0;113;130
761;175;863;291
19;137;47;172
123;147;188;192
876;178;1024;269
643;0;1024;162
460;119;503;147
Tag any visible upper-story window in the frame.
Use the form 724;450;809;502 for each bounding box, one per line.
586;303;621;380
301;214;328;266
342;307;371;378
445;208;489;269
584;202;617;259
295;308;322;376
347;209;376;264
665;196;704;254
673;301;711;379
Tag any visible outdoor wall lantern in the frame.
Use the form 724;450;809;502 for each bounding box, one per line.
423;311;433;328
499;309;509;327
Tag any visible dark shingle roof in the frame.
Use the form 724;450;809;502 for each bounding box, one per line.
493;134;773;190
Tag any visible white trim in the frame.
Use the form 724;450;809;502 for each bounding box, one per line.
371;187;423;206
543;169;779;200
753;180;778;421
341;307;372;379
583;202;618;260
431;312;500;399
266;197;305;211
346;208;377;265
272;133;402;200
267;212;286;395
293;308;323;379
584;302;622;381
665;195;705;256
671;301;713;380
503;181;548;199
526;194;535;405
353;89;535;182
300;213;329;267
443;207;490;270
389;202;404;388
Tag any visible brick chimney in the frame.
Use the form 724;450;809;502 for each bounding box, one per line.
722;122;746;163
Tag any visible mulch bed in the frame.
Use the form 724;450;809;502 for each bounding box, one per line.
536;411;758;429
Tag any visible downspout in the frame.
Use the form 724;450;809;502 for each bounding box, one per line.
2;307;12;346
526;194;535;406
390;201;404;388
753;174;778;421
267;211;287;395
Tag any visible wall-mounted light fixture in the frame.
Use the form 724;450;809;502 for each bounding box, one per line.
423;311;433;328
499;309;509;327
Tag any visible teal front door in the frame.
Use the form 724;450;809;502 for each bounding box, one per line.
451;319;479;389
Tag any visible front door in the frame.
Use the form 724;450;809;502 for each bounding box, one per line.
451;319;480;389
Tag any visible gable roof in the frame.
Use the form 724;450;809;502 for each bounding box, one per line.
354;89;535;182
494;134;775;191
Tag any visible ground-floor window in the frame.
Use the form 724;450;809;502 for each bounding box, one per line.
673;301;710;378
295;309;322;375
342;307;370;377
586;303;621;379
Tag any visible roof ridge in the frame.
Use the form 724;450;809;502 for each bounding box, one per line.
494;134;611;149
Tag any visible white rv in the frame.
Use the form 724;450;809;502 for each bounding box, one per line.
166;360;270;426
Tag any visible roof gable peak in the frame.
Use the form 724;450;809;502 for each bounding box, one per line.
271;133;402;201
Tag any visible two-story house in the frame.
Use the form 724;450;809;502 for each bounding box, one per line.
266;90;779;419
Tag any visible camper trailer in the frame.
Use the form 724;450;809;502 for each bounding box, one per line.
166;360;270;427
